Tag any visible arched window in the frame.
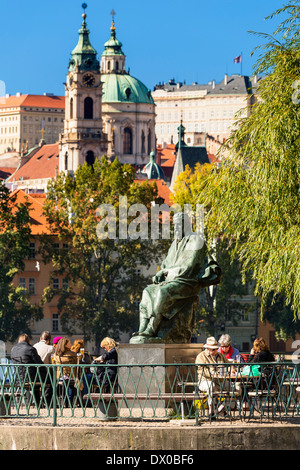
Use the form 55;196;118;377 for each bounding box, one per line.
147;129;152;155
108;61;111;71
84;97;93;119
86;150;95;169
123;127;132;154
141;130;145;154
64;152;68;171
116;61;119;71
70;98;73;119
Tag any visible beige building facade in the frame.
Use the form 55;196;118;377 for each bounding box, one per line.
0;94;65;155
153;74;260;156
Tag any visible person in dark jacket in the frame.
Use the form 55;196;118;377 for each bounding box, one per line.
247;337;275;363
10;333;51;406
93;337;118;391
247;337;275;390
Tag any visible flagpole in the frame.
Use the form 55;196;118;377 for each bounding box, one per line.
241;52;243;76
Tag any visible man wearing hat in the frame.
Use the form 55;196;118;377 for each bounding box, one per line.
195;337;231;418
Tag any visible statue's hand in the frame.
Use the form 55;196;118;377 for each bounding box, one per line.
153;270;166;284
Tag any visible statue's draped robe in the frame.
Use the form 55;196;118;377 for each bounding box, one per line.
140;234;221;321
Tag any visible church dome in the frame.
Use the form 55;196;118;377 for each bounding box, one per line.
100;17;154;105
142;151;165;180
101;73;154;105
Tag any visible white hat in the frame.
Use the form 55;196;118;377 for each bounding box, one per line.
204;336;219;349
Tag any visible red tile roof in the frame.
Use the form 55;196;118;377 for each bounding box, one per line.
8;143;59;181
0;94;65;109
11;189;51;235
0;167;18;180
157;144;176;166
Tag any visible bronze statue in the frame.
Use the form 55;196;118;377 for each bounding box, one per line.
130;212;221;344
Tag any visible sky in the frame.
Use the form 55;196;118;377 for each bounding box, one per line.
0;0;291;97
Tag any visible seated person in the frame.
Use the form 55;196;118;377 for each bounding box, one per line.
10;333;51;406
52;337;80;405
93;337;118;392
33;331;55;364
218;334;244;362
247;337;275;363
195;336;230;417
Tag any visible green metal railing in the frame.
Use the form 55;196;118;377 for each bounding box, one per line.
0;361;299;426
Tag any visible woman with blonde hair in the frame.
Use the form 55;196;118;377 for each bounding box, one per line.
248;337;275;363
93;337;118;391
52;338;80;405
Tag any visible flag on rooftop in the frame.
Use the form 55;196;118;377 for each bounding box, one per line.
234;55;242;64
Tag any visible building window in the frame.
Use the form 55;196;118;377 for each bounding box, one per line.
123;127;132;154
84;97;93;119
64;152;68;171
241;308;250;322
70;98;73;119
53;278;59;290
62;278;69;291
29;242;36;259
19;278;26;294
28;278;36;295
86;150;95;167
141;130;145;154
52;313;59;332
147;129;152;154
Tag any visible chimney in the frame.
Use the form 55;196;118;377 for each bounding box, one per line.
212;80;215;89
224;73;228;86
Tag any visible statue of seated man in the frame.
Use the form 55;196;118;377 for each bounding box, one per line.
130;212;221;343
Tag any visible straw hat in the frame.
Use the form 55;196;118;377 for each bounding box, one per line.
204;336;219;349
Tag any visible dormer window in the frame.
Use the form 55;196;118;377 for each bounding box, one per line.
125;88;131;99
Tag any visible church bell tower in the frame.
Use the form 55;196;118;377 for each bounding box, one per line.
59;4;108;174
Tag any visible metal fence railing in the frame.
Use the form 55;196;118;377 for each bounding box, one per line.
0;360;299;426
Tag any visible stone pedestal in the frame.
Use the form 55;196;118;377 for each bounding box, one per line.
117;343;204;415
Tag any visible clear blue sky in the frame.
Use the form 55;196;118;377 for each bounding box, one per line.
0;0;290;96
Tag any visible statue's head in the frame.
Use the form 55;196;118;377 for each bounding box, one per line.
173;212;192;239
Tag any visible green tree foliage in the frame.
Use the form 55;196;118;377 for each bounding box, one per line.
40;157;168;348
0;183;42;341
181;1;300;332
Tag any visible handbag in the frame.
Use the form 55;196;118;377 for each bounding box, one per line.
241;364;261;377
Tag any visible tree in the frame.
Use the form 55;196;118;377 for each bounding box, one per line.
181;2;300;331
40;157;168;349
0;183;42;342
172;163;251;337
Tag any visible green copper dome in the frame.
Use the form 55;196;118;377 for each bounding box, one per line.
69;13;99;72
101;73;154;104
102;21;125;57
142;152;165;180
101;19;154;105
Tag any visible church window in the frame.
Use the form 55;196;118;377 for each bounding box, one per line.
141;130;145;154
86;150;95;169
147;129;152;155
123;127;132;154
70;98;73;119
125;88;131;100
84;97;93;119
64;152;68;171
